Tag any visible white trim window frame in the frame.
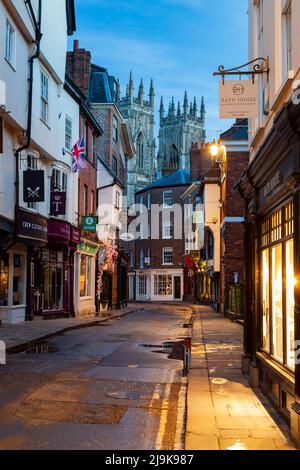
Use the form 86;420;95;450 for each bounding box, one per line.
162;247;173;265
113;115;119;143
283;2;292;78
163;221;173;239
5;19;16;68
138;275;147;296
65;116;73;152
163;190;173;208
115;190;121;210
41;70;49;125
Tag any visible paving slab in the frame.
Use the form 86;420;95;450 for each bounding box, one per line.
185;306;296;451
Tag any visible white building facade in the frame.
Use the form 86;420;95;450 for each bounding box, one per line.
0;0;77;323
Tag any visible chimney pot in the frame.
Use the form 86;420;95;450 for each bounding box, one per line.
74;39;79;51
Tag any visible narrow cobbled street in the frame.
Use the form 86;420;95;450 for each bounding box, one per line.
0;305;191;450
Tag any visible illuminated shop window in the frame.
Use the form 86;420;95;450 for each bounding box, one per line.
260;202;295;369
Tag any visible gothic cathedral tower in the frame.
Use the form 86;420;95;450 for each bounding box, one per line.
119;72;156;206
158;93;206;177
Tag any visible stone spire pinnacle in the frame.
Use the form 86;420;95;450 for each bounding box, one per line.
200;96;206;123
183;91;188;119
149;79;154;109
177;101;181;118
189;102;193;118
170;97;176;117
193;97;198;119
160;96;165;123
138;78;144;104
128;71;134;98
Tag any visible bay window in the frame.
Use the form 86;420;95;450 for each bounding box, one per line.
260;202;295;369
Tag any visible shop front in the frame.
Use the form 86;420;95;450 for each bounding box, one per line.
26;218;80;319
74;240;97;317
15;208;48;322
135;269;184;302
238;100;300;442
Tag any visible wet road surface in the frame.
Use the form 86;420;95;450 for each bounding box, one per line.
0;304;192;450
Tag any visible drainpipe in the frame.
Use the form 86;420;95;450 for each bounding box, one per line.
15;0;42;220
14;1;42;322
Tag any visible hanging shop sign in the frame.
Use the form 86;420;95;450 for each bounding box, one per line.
48;220;71;242
219;79;259;119
82;216;97;231
77;242;98;255
50;191;66;216
23;170;45;203
16;208;48;243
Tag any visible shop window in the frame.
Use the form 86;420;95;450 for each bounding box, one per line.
42;251;64;311
272;244;283;362
0;253;9;306
260;202;295;369
13;254;25;306
138;275;147;296
154;275;173;296
262;249;270;353
286;239;295;368
80;254;92;298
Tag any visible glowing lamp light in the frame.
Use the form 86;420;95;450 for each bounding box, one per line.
209;140;219;158
209;139;227;164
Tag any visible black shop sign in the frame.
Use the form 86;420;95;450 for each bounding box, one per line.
23;170;45;203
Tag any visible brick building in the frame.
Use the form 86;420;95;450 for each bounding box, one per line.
66;40;134;310
220;119;249;317
130;169;191;302
64;77;103;317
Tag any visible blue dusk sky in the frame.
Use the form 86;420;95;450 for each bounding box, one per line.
71;0;248;141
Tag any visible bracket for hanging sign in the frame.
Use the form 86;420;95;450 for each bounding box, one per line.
213;57;269;84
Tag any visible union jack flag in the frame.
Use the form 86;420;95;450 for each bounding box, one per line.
71;137;86;173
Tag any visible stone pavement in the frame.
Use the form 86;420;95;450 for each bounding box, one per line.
0;304;144;354
186;307;296;451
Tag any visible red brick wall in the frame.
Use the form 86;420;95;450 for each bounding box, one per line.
220;149;249;313
133;186;188;270
66;40;91;97
78;114;97;241
190;142;214;181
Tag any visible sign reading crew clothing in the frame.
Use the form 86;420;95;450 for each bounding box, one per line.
82;216;97;231
16;208;48;243
219;79;259;119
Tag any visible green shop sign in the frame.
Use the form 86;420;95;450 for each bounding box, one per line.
82;216;97;231
77;243;98;255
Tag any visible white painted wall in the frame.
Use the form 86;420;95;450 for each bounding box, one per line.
97;161;124;240
248;0;300;159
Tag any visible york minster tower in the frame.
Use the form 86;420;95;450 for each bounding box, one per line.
119;72;156;206
158;93;206;177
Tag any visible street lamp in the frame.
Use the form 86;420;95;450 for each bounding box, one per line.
209;139;227;167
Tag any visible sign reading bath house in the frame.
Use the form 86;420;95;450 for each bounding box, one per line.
219;80;259;119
